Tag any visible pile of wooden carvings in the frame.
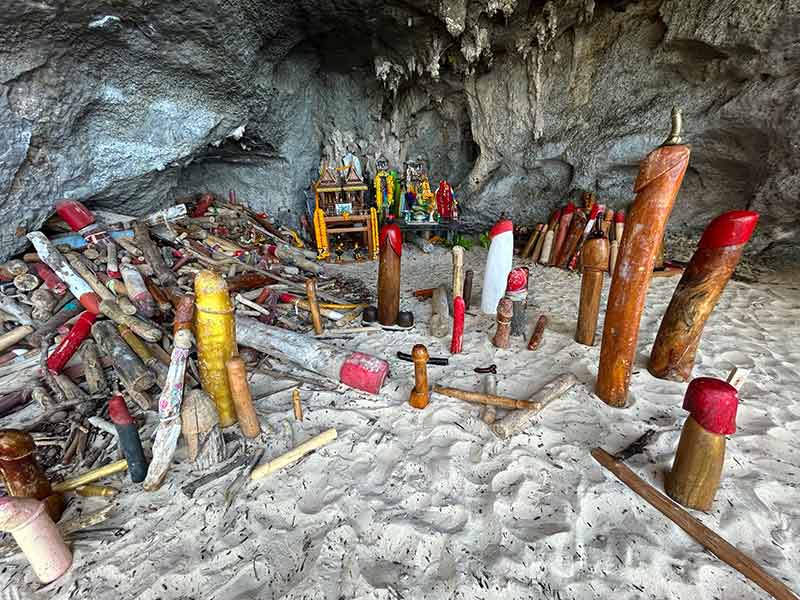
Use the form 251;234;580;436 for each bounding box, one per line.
0;192;386;584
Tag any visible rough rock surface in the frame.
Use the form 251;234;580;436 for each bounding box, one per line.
1;0;798;261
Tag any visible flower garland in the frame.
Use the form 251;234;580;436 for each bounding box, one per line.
313;207;330;259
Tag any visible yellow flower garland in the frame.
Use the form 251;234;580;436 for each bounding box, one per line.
374;172;394;214
369;207;379;260
313;207;330;259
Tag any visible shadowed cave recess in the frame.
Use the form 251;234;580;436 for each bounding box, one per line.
1;0;798;264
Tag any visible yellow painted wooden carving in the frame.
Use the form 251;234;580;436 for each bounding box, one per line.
194;270;238;428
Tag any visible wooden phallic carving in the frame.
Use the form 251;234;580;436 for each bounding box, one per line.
549;203;575;266
596;108;691;407
527;315;548;351
648;211;759;381
409;344;430;409
575;236;609;346
377;220;402;326
492;297;513;349
665;377;738;511
555;209;587;269
0;430;64;522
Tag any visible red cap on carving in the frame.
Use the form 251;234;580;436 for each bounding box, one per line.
506;267;528;293
55;199;95;232
339;352;390;394
562;202;576;216
490;219;513;238
588;204;602;220
108;393;134;426
697;211;759;249
379;223;403;256
682;377;738;435
614;210;625;223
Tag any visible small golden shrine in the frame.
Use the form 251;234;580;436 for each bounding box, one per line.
312;163;378;260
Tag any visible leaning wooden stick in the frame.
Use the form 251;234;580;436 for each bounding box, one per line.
429;286;450;338
143;296;194;491
549;203;575;266
648;210;759;382
304;277;324;334
250;428;338;480
555;209;587;269
575;236;609;346
592;447;799;600
596;108;690;407
491;373;579;438
520;224;544;258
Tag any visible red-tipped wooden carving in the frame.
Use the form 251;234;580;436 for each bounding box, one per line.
648;211;758;381
378;220;402;326
596;108;691;407
549;203;575;266
665;377;738;511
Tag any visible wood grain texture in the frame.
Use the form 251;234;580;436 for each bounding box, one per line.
575;237;609;346
665;416;725;511
648;245;745;381
595;143;690;407
409;345;430;409
377;243;401;326
556;211;587;268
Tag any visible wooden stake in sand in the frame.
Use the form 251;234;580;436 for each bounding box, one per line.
195;270;237;428
596;108;690;407
648;211;759;382
408;345;430;409
251;428;337;480
575;236;609;346
592;448;799;600
378;219;402;327
491;297;513;349
665;377;739;511
429;286;450;338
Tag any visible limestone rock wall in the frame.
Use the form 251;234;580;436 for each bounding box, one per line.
1;0;797;261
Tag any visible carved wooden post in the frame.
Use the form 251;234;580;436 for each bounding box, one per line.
481;219;513;314
549;202;575;266
596;108;690;407
555;209;587;269
430;286;450;337
648;211;759;381
226;357;261;438
575;236;609;346
408;344;430;409
665;377;738;511
462;270;474;308
492;297;513;349
378;219;402;326
538;209;559;264
195;270;237;427
0;430;64;522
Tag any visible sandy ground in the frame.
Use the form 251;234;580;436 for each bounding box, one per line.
1;244;799;600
